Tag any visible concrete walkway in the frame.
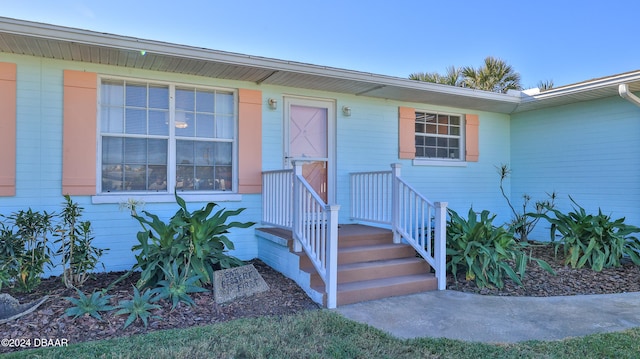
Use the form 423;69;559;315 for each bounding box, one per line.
334;290;640;343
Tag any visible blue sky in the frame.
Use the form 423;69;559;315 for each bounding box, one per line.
3;0;639;88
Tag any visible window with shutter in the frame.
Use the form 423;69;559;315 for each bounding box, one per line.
398;106;479;164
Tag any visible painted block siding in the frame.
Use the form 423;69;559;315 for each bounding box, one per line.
511;96;640;241
2;53;515;275
332;97;512;224
1;54;265;274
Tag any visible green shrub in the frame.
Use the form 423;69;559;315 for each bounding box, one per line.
54;195;108;288
0;223;21;290
0;196;106;292
0;209;54;292
531;196;640;271
131;192;255;289
447;207;553;288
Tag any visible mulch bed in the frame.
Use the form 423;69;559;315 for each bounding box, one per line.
0;260;320;354
447;243;640;296
2;244;640;353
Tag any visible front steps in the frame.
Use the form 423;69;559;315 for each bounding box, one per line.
256;224;438;307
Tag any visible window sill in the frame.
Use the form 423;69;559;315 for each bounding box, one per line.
412;159;468;167
92;192;242;205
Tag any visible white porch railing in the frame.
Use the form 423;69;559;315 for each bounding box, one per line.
262;162;339;308
262;169;294;229
350;163;448;290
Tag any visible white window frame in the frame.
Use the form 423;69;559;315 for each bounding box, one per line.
93;76;241;204
413;110;467;167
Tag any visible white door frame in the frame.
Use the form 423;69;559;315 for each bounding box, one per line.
283;96;336;205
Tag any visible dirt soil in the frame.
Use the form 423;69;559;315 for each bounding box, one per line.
2;245;640;354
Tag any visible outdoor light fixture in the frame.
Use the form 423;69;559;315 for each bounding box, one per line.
342;106;351;117
268;98;278;110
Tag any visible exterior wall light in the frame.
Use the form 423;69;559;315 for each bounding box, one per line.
268;98;278;110
342;106;351;117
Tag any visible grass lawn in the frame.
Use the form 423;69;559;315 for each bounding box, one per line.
4;310;640;359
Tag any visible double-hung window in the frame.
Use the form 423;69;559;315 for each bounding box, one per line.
415;111;463;160
99;79;235;194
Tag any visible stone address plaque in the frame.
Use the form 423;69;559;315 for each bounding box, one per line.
213;264;269;303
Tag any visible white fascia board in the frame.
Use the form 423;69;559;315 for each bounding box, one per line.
521;71;640;103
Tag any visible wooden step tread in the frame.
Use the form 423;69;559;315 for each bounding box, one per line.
312;273;436;294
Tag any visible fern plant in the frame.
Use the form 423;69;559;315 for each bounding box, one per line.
63;290;114;320
115;286;161;328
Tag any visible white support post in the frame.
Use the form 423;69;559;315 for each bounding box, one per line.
434;201;448;290
390;163;402;244
292;161;303;253
325;204;340;309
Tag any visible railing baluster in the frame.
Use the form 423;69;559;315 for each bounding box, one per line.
348;164;448;292
263;162;339;308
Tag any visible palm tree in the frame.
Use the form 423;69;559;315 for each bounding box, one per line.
536;79;554;91
461;57;522;93
409;57;522;94
409;66;463;87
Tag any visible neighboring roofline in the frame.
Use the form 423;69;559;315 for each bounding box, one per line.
510;70;640;113
522;70;640;102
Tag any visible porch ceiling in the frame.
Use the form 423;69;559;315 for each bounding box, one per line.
1;17;639;115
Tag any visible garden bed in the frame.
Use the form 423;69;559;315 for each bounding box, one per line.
2;244;640;354
0;260;319;354
448;243;640;296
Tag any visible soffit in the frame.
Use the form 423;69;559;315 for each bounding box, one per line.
1;17;639;115
0;17;521;114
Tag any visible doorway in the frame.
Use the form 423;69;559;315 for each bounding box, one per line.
284;97;335;204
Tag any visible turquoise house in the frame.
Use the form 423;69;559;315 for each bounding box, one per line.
1;17;639;307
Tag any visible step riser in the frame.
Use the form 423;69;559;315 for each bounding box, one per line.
298;244;417;269
338;234;393;248
308;260;431;287
336;277;438;306
339;245;416;264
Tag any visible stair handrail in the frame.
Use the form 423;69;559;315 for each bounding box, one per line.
291;161;339;309
350;163;447;290
263;162;339;308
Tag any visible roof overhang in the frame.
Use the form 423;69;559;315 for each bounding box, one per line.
0;17;521;113
1;17;639;115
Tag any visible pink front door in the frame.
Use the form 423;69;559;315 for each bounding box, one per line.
288;104;328;202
